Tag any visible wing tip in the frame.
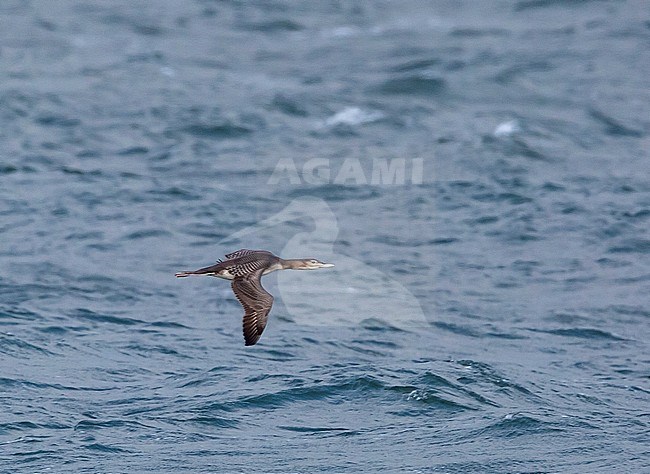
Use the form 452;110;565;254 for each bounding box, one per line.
243;330;260;346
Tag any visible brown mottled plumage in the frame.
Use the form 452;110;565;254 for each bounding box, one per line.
175;249;333;346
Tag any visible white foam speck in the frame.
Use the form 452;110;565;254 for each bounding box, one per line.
160;67;175;77
494;120;520;137
324;107;384;127
329;26;359;38
407;389;429;401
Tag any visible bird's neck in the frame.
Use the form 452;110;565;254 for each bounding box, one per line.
279;258;305;270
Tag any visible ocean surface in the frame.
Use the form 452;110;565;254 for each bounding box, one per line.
1;1;649;472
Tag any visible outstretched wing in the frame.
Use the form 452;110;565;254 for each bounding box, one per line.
231;269;274;346
225;249;260;259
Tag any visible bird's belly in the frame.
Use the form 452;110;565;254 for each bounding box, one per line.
212;269;235;280
262;263;283;275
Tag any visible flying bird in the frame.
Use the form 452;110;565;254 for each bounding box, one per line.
175;249;334;345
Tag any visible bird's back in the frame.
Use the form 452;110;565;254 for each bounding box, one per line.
175;249;279;279
222;250;280;278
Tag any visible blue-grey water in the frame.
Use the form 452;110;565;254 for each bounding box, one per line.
1;1;649;472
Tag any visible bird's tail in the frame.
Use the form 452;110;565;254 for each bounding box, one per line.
175;271;197;278
175;261;225;278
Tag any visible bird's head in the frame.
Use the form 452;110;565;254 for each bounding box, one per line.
292;258;335;270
